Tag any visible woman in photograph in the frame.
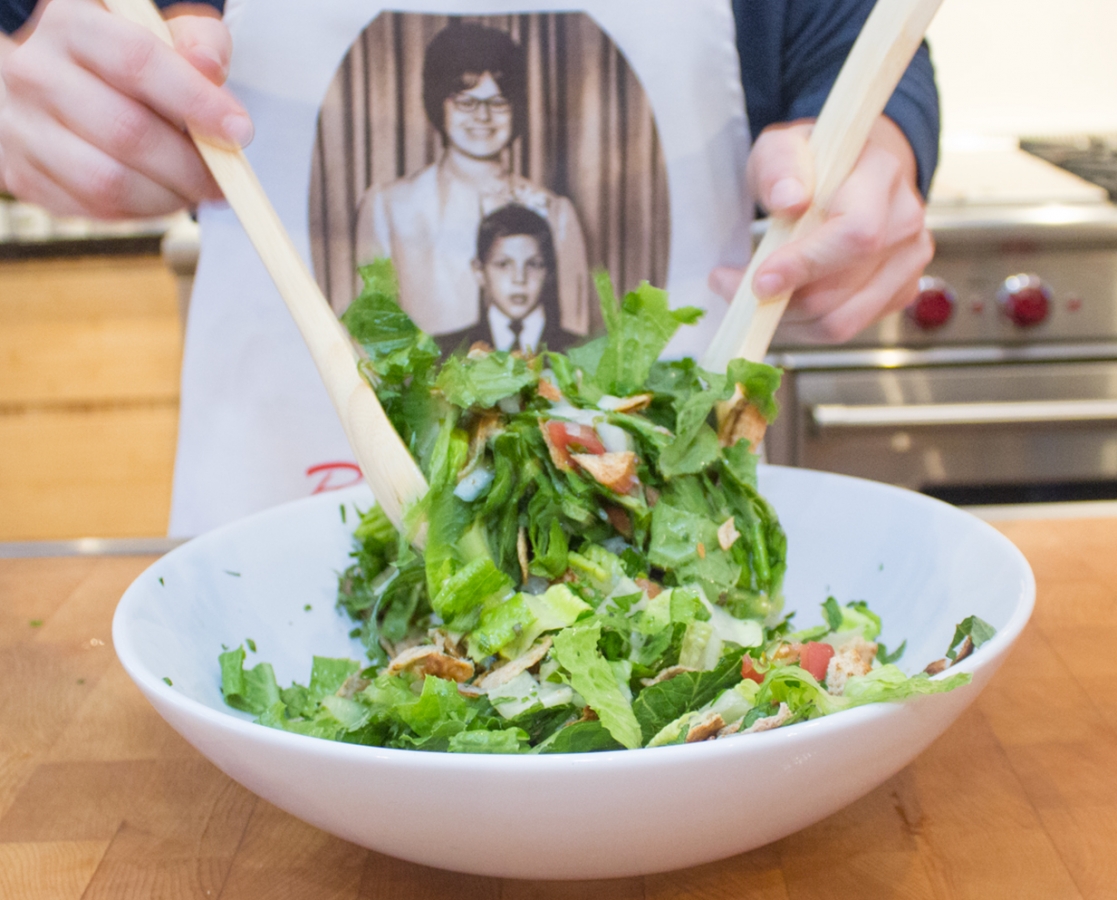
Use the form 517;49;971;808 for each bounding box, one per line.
353;21;590;342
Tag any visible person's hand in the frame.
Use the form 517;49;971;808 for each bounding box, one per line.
710;116;934;344
0;0;251;218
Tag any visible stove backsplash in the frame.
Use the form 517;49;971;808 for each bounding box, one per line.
927;0;1117;138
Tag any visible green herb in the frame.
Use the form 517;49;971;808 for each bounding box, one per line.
878;640;907;665
946;615;996;660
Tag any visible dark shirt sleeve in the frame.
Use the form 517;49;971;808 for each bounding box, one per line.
733;0;940;198
2;0;225;35
0;0;36;34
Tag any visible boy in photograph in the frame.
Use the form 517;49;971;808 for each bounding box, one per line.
437;203;577;355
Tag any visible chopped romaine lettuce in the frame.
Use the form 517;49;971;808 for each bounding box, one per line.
553;620;642;749
219;261;983;754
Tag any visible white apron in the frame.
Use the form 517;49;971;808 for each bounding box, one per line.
169;0;753;536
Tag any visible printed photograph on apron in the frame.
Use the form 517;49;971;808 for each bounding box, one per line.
308;13;670;357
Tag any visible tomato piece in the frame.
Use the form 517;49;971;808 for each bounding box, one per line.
556;421;606;455
741;656;765;684
542;420;606;470
799;641;835;682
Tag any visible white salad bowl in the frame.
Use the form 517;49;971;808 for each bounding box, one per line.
113;465;1033;880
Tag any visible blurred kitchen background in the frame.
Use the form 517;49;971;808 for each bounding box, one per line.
2;0;1117;541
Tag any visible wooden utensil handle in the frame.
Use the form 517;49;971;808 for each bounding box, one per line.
701;0;945;372
101;0;429;534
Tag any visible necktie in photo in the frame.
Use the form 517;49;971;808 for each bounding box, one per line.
509;317;523;351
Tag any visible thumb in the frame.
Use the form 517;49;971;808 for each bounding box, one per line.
168;14;232;86
747;121;816;217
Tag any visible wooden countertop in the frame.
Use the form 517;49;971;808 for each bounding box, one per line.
2;515;1116;899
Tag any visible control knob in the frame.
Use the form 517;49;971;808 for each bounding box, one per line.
908;276;955;330
997;274;1051;327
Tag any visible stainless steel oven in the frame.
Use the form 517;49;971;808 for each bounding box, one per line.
764;150;1117;505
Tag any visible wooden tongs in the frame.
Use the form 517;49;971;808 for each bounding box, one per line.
701;0;946;373
102;0;429;534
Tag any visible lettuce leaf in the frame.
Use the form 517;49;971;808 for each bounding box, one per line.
841;664;971;704
725;358;782;423
220;646;281;714
632;646;746;745
468;593;537;659
448;728;531;754
342;260;440;385
552;620;642;749
435;351;537;409
647;678;761;747
946;615;996;660
533;720;624;754
430;557;515;625
592;275;703;397
648;501;742;598
395;675;474;738
757;665;845;718
280;656;361;718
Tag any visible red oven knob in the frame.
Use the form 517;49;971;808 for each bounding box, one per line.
908;276;955;329
997;274;1051;327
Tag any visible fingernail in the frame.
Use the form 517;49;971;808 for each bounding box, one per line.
769;177;806;211
222;113;254;148
754;273;785;299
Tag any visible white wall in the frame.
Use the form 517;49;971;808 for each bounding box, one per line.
926;0;1117;139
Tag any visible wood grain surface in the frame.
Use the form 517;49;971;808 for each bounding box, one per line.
2;515;1116;899
0;256;181;540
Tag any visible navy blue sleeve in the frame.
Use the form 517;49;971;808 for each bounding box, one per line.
2;0;225;35
733;0;940;198
0;0;36;34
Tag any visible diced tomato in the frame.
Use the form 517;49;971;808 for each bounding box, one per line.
799;641;835;682
556;421;606;454
542;420;606;470
741;656;765;684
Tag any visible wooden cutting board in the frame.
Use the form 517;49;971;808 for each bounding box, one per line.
1;513;1115;899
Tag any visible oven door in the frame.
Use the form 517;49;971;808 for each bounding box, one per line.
766;359;1117;504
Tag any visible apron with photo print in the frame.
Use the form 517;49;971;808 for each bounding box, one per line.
169;0;754;536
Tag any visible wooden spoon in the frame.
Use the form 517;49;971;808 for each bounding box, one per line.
701;0;946;373
101;0;429;533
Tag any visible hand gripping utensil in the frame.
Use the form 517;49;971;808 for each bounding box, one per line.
701;0;946;372
102;0;429;534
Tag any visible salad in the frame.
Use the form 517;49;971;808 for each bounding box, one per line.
219;261;991;753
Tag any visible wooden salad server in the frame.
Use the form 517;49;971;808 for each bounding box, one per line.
101;0;429;533
701;0;947;373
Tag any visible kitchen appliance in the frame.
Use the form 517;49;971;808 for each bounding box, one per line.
764;143;1117;505
1021;134;1117;202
